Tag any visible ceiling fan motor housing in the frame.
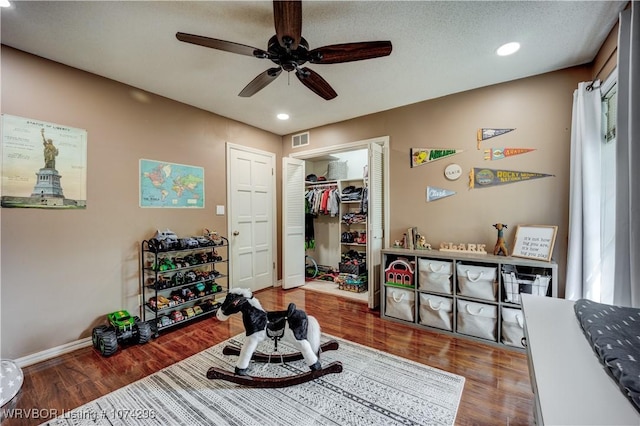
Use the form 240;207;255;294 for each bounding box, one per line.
267;35;310;72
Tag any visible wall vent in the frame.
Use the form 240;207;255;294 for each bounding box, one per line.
292;132;310;148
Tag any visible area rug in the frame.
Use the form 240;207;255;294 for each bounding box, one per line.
43;334;465;426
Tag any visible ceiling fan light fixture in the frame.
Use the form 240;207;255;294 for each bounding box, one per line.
496;42;520;56
277;113;290;120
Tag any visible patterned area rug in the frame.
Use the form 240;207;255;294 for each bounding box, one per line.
43;334;465;426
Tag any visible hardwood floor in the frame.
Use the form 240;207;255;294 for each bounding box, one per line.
3;287;535;425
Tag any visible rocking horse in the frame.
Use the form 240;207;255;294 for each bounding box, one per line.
208;288;342;387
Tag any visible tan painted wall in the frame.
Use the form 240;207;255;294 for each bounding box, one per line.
0;44;596;360
284;66;592;299
0;46;282;359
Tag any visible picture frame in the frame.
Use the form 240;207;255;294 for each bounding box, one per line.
511;225;558;262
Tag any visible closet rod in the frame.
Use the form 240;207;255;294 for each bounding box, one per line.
305;184;337;189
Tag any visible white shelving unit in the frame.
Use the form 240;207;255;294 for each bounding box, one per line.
381;248;557;350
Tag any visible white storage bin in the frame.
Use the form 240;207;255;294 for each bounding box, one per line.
457;264;498;301
385;287;415;322
502;272;551;304
418;259;453;294
501;306;526;348
419;293;453;331
456;300;497;341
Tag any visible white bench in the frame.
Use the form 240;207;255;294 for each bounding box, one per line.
521;294;640;425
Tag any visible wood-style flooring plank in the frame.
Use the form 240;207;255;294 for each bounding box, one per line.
2;287;534;425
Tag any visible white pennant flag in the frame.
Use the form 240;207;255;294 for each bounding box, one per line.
426;186;456;202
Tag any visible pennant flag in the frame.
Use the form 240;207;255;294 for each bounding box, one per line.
426;186;456;201
484;147;536;160
476;128;515;149
469;168;554;189
411;148;463;167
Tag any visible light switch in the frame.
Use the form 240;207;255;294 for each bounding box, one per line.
216;205;225;215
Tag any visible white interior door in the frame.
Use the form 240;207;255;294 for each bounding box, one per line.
368;143;384;308
227;144;275;293
282;157;305;289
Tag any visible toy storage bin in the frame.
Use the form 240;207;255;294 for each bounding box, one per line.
418;258;453;294
327;161;347;180
456;263;498;301
385;287;415;322
419;293;453;331
456;299;497;341
501;306;526;348
502;272;551;304
339;262;367;275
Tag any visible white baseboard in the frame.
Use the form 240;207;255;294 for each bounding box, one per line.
275;279;282;287
14;337;93;368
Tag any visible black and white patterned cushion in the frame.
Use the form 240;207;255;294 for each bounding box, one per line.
0;360;23;407
575;299;640;412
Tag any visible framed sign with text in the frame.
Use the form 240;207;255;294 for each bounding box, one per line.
511;225;558;262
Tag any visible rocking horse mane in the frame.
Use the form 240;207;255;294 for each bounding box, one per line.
228;288;264;311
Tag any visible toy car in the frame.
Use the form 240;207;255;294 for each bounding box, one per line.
148;295;171;310
181;286;195;300
193;305;203;316
194;236;212;247
148;228;179;251
179;237;199;249
158;315;173;328
91;310;152;357
155;257;176;271
170;310;184;322
204;228;225;246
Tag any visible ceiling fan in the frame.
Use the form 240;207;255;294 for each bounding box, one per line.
176;0;392;100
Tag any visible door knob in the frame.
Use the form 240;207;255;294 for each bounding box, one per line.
233;231;239;236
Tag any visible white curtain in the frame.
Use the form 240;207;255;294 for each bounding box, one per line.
613;4;640;307
566;82;603;301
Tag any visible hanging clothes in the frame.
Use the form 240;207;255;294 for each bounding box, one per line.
360;186;368;214
304;198;314;249
305;185;340;248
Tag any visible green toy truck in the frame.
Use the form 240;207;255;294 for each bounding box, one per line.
92;310;152;356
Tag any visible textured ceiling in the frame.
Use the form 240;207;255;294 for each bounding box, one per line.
0;1;626;135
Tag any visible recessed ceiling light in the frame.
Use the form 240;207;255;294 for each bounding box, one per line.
0;0;11;7
496;42;520;56
277;113;290;120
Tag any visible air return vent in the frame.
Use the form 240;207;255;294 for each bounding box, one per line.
292;132;309;148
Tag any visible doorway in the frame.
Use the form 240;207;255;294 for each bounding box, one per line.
284;136;390;309
226;143;276;293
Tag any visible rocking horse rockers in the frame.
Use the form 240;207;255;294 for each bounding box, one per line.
208;288;342;387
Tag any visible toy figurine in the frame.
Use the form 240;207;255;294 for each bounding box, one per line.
416;234;432;250
493;223;509;256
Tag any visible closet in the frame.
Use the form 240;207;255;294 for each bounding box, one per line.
283;137;388;310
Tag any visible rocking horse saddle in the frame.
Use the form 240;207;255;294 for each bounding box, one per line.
264;303;309;341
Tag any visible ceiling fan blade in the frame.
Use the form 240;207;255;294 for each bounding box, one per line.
309;41;392;64
273;0;302;50
295;67;337;100
176;32;268;58
238;67;283;97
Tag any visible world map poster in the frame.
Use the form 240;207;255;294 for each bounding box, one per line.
139;159;204;208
